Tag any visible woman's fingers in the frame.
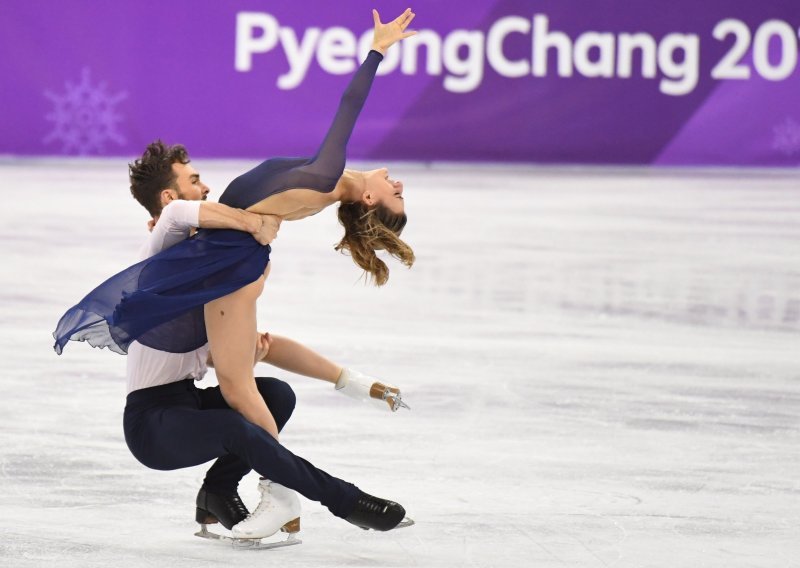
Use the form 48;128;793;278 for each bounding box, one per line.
372;7;415;52
401;9;414;28
394;8;413;28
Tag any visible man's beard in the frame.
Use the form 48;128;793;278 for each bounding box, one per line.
175;188;207;201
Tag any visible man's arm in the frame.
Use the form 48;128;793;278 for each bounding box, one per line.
153;200;279;248
198;201;277;243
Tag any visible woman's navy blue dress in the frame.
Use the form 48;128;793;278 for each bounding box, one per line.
53;51;383;356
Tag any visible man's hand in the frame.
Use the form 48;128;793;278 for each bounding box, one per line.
252;214;281;245
253;331;272;365
371;8;416;55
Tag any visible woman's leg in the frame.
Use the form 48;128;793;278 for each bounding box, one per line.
201;377;297;493
204;270;279;438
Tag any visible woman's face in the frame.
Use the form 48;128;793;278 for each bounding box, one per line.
361;168;405;214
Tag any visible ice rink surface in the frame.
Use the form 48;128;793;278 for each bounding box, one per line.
0;159;798;567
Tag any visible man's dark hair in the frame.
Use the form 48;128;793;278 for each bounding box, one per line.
129;140;190;217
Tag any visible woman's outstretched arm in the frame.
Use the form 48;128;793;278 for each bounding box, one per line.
298;8;416;184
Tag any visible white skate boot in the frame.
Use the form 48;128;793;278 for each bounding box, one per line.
231;480;301;545
335;368;410;411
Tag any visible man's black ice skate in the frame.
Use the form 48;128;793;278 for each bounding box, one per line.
345;492;414;531
196;488;249;530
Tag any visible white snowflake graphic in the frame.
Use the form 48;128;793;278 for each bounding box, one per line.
43;68;128;155
772;116;800;156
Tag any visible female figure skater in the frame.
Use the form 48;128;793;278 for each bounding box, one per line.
54;8;418;538
203;8;417;440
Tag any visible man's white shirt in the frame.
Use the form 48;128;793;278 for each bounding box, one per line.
126;200;210;393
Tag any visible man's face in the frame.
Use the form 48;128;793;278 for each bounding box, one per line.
171;162;210;201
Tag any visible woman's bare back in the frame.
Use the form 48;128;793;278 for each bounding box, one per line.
246;187;339;221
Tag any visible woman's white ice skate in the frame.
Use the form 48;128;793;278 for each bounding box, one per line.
336;368;410;411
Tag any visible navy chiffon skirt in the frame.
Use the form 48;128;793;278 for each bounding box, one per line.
53;229;270;355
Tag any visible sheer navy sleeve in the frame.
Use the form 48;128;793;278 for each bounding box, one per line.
219;50;384;209
297;49;384;183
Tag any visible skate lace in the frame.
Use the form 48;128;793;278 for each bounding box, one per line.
245;486;276;521
230;495;248;518
360;496;389;515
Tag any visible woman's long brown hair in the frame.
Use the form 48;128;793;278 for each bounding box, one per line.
335;196;415;286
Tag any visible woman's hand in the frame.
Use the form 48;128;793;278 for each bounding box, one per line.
371;7;416;55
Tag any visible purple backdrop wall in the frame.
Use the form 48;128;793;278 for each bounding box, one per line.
3;0;800;165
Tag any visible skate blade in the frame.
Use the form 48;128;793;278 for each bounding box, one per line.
194;524;302;550
360;517;415;531
397;517;415;529
369;383;410;412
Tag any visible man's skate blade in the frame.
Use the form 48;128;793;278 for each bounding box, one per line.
397;517;415;529
194;524;227;541
195;524;301;550
358;517;415;531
